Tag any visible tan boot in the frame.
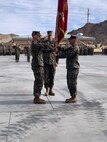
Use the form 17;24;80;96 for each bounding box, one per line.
65;96;76;103
45;88;50;96
49;89;55;96
33;96;46;104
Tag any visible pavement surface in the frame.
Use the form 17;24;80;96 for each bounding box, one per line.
0;55;107;142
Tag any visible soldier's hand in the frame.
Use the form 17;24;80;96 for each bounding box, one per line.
55;41;58;48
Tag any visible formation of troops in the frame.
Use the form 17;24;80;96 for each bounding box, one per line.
0;40;31;62
12;41;31;62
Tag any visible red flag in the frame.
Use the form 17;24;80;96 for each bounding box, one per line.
55;0;68;43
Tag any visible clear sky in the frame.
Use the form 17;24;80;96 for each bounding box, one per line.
0;0;107;36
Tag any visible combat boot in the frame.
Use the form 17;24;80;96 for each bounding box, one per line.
49;88;55;96
33;96;46;104
45;88;50;96
65;96;76;103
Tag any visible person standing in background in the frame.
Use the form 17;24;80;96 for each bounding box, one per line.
12;42;20;62
43;31;58;96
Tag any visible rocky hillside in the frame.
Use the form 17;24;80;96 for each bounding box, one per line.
68;20;107;44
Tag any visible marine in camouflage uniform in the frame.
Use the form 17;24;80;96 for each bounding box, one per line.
58;35;80;103
43;31;58;96
31;31;54;104
25;46;31;62
13;42;20;62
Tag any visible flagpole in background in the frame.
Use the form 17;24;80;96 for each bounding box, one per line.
55;0;68;44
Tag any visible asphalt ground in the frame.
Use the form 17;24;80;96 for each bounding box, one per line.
0;55;107;142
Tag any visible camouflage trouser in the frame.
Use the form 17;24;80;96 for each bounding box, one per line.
15;52;20;61
44;65;56;89
67;68;79;97
33;67;44;97
27;53;30;62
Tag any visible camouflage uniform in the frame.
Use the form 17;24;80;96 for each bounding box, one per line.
31;41;44;97
25;46;31;62
43;40;57;90
13;45;20;62
58;45;80;98
3;46;6;55
8;46;12;55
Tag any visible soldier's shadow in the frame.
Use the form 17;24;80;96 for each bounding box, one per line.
0;100;32;105
0;93;33;105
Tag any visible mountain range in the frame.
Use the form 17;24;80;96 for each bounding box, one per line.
0;20;107;44
68;20;107;44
